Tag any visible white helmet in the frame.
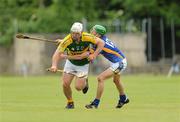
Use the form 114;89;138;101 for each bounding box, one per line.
70;22;83;32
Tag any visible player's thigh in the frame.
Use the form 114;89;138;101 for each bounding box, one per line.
75;77;86;88
98;68;114;81
62;72;74;86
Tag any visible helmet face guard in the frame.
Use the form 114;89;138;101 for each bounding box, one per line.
70;22;83;41
92;25;106;35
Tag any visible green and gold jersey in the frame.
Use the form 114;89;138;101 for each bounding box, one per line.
57;32;97;66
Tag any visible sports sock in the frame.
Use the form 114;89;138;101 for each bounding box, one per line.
67;99;73;103
93;98;100;106
120;95;127;102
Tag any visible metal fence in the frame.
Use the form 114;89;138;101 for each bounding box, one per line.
84;18;178;63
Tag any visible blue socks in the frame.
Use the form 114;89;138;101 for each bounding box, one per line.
120;95;127;102
92;96;127;106
93;98;100;106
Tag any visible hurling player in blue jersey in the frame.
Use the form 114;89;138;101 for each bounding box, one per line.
85;25;129;109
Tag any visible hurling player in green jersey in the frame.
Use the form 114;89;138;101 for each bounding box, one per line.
49;22;104;109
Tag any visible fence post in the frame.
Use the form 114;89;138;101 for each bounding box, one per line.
171;19;176;59
82;18;87;31
142;18;147;33
147;18;152;62
160;18;165;61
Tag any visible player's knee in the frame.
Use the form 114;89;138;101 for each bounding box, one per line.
97;76;104;83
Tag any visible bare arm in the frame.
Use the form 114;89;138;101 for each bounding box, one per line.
89;37;105;61
50;49;64;72
62;52;90;60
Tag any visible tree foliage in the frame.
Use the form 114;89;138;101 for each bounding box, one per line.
0;0;179;46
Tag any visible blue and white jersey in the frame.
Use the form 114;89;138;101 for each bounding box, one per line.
95;36;125;63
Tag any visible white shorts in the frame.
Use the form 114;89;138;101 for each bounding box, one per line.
109;58;127;74
64;60;89;78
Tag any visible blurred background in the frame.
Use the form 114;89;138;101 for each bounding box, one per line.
0;0;179;76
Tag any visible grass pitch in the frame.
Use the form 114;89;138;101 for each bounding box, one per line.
0;74;180;122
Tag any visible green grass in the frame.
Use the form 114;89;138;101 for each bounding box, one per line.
0;75;180;122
